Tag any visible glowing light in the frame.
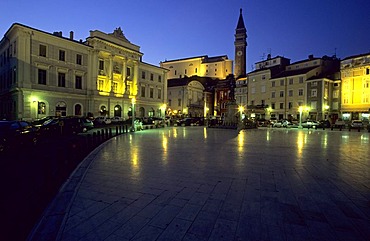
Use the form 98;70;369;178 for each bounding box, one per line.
98;92;110;96
203;127;207;139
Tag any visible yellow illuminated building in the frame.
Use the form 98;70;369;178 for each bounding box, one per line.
160;55;233;80
340;52;370;121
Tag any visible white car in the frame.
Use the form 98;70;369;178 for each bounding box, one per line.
111;116;124;123
94;116;112;125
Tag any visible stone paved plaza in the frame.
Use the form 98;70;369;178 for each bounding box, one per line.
34;127;370;240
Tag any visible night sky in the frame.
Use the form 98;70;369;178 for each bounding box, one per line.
2;0;369;71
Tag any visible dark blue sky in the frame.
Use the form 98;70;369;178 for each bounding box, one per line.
2;0;369;71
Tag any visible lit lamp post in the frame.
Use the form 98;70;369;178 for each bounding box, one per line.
298;106;309;128
298;106;303;128
238;106;245;121
130;97;136;132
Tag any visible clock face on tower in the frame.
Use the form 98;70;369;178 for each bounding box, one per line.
237;50;243;56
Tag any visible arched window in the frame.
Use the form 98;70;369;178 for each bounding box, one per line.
38;102;46;114
100;105;107;116
74;104;82;116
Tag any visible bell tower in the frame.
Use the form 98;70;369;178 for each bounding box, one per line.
234;8;247;78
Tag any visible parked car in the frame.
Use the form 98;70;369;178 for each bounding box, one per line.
176;118;193;126
317;120;331;128
350;120;363;130
80;118;94;132
0;120;39;153
111;116;124;124
31;116;56;128
93;116;112;125
39;116;89;136
301;120;319;129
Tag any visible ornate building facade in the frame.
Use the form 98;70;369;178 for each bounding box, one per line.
340;53;370;122
0;23;168;121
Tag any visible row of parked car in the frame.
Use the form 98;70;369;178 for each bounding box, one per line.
0;115;132;153
270;119;369;130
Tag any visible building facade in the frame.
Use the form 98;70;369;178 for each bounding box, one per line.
0;23;167;121
160;55;233;80
340;53;370;122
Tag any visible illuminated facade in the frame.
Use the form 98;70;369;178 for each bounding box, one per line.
167;76;214;118
247;55;340;121
340;53;370;121
247;55;290;119
0;23;167;120
160;55;233;80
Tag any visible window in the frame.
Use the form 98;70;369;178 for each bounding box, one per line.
158;89;162;99
150;73;154;81
271;92;275;98
366;68;369;75
271;103;275;109
333;90;339;98
279;90;284;97
280;79;284;86
271;81;275;87
112;82;118;92
251;87;255;94
280;103;284;109
174;70;177;75
178;99;181;106
298;89;303;96
141;86;145;97
59;50;65;61
142;71;146;79
75;76;82;89
76;54;82;65
58;72;66;87
168;99;171;106
311;101;317;109
126;67;131;77
288;90;293;97
288;102;293;109
158;75;162;82
99;60;104;70
299;77;304;83
311;81;317;86
195;68;198;74
39;45;46;57
38;69;47;85
261;85;266;93
98;80;104;90
150;87;154;98
38;102;46;114
74;104;82;116
289;78;293;85
262;75;266;80
311;89;317;97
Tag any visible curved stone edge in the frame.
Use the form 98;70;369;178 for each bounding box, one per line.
26;140;110;241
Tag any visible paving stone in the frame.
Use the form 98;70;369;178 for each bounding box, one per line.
35;128;370;241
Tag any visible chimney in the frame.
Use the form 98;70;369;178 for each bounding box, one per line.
308;54;314;60
70;31;74;40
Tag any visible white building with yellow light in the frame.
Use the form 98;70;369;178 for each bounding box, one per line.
0;23;167;120
160;55;233;80
340;52;370;122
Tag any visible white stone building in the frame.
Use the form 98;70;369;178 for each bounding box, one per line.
0;23;168;121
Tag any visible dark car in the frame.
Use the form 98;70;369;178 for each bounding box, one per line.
176;118;194;126
39;116;90;136
0;120;39;153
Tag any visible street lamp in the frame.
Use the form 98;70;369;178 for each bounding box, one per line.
130;97;136;132
298;106;310;128
238;106;245;121
298;106;303;128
